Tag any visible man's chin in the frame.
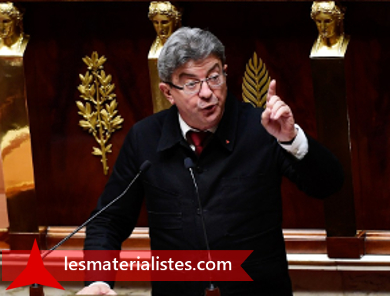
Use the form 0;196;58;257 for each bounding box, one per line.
203;115;222;130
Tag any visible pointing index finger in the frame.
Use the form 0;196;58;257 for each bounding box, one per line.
267;79;277;103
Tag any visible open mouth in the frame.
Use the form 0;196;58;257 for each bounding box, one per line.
203;105;217;112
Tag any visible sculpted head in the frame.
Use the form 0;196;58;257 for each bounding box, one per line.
0;2;23;40
148;1;181;43
311;1;345;39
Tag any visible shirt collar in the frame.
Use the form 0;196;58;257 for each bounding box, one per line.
178;114;218;139
157;93;239;153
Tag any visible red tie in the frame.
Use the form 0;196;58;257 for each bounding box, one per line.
188;131;211;155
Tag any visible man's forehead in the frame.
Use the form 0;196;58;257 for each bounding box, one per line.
173;56;223;78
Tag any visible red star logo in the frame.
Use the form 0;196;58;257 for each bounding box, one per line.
6;239;64;290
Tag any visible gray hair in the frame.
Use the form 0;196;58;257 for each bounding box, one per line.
157;27;226;82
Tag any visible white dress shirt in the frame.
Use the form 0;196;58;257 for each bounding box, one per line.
179;114;308;160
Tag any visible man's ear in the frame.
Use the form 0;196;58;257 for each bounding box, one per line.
223;64;228;74
159;82;175;105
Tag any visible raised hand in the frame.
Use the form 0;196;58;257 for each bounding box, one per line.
261;80;297;142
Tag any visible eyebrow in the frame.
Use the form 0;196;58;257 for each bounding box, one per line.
177;63;221;81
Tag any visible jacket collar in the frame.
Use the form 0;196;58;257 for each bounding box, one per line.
157;104;184;152
157;92;239;153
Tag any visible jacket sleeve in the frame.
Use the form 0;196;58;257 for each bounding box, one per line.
84;128;145;251
280;133;344;199
83;129;145;287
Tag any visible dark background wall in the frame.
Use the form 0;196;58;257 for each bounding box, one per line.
19;1;390;231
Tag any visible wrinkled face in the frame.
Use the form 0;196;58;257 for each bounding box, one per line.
314;12;338;38
152;14;174;42
160;55;228;131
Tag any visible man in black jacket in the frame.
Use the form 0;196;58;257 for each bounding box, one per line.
78;27;343;296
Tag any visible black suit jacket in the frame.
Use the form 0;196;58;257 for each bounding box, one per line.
84;93;343;295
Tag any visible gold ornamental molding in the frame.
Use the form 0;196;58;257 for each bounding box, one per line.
242;52;270;108
76;52;124;175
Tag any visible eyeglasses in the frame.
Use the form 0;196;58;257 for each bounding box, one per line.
164;72;227;95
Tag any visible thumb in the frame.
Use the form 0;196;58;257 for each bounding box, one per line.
261;107;271;127
100;285;116;295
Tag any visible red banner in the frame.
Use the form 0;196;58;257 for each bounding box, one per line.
2;249;253;283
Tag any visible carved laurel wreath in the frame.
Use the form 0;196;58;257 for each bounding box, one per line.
242;52;270;108
76;52;124;175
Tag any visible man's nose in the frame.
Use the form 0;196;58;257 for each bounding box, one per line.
198;81;213;99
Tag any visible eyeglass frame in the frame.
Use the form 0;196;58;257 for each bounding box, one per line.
163;72;227;95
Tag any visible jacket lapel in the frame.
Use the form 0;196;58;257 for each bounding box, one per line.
214;92;240;153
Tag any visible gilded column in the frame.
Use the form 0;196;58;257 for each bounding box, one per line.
0;2;38;249
310;2;362;258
